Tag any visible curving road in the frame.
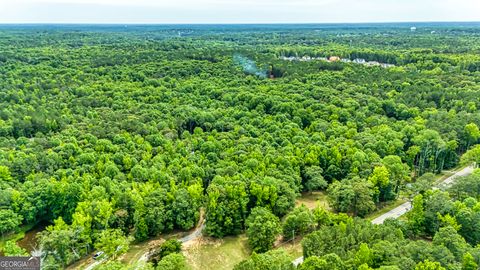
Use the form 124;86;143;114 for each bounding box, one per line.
437;166;474;189
180;222;205;243
293;166;475;267
371;166;474;224
134;221;205;269
81;217;205;270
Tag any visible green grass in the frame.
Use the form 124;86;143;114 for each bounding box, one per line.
184;235;251;270
119;232;183;266
295;191;330;210
120;243;147;265
278;240;303;259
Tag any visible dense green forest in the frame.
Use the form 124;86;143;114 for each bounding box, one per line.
0;23;480;269
235;170;480;270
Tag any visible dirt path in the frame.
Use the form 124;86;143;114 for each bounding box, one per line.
134;211;205;269
76;209;205;270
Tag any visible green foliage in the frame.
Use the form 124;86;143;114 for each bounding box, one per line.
412;173;435;195
414;260;446;270
355;243;374;267
327;178;376;217
432;226;468;260
461;145;480;166
245;207;281;253
0;209;22;236
233;249;294;270
449;171;480;200
301;218;403;263
3;240;28;256
294;207;480;270
155;253;189;270
149;239;183;267
437;214;461;231
369;165;394;202
302;166;328;192
464;123;480;148
282;205;315;239
297;256;329;270
407;194;426;235
0;24;480;268
0;165;13;184
39;217;91;267
382;155;410;196
462;253;478;270
94;229;131;259
205;178;249;237
172;186;203;230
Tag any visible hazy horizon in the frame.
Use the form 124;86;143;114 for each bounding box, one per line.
0;0;479;24
1;21;480;25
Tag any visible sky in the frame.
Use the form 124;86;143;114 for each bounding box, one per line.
0;0;478;24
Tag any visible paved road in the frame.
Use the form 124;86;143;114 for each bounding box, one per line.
368;166;473;225
293;166;475;267
437;166;474;189
371;202;412;225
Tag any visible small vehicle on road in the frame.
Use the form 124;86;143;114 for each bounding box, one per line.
93;251;104;260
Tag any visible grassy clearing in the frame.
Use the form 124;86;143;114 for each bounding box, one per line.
295;191;330;210
277;240;303;259
181;191;325;270
120;234;176;265
67;232;182;269
184;235;250;270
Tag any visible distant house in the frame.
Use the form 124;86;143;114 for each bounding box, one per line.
329;56;341;62
410;27;417;32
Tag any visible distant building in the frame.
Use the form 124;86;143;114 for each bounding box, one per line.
410;27;417;32
329;56;340;62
